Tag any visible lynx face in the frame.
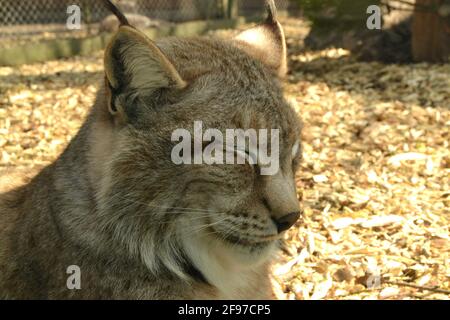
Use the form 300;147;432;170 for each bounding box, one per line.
93;7;302;285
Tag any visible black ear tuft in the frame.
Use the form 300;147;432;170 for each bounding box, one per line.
102;0;131;27
266;0;278;24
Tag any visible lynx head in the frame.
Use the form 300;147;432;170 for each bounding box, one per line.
92;0;302;288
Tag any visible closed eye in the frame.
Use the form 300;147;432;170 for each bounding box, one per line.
292;141;300;158
291;140;301;171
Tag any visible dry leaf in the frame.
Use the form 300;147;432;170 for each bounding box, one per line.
360;215;404;228
379;287;400;299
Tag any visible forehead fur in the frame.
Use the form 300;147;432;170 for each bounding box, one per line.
152;37;301;141
156;37;282;94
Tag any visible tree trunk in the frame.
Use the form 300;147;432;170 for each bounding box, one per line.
412;0;450;62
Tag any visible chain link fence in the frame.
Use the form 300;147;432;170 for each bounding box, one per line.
0;0;293;44
0;0;224;26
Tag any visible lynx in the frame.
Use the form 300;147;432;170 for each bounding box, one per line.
0;0;302;299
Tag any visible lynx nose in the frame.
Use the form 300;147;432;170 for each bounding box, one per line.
273;211;301;233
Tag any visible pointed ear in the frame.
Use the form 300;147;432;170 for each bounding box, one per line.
234;1;287;77
104;25;186;98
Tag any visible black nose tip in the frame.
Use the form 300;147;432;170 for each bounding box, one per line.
273;211;301;233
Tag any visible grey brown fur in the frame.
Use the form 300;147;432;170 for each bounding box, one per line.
0;0;302;299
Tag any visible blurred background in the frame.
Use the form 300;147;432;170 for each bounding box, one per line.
0;0;294;49
0;0;449;64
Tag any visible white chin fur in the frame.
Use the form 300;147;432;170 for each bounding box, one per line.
181;230;275;298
